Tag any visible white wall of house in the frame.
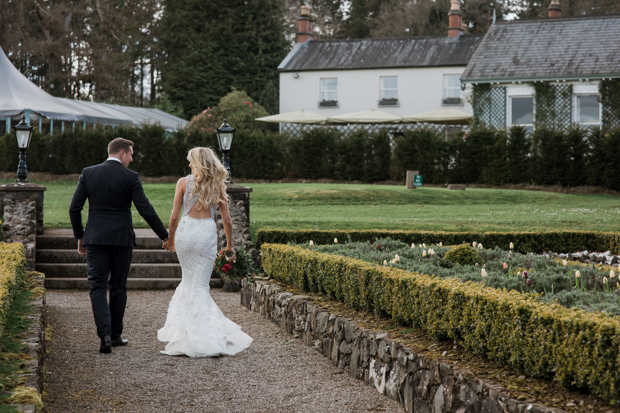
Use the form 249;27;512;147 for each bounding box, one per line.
279;66;473;116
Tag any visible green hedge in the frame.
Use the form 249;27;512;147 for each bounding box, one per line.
3;124;620;187
0;243;26;339
255;228;620;253
262;243;620;402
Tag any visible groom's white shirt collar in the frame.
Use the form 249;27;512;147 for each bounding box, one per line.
106;157;122;163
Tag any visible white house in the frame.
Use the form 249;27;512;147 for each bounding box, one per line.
278;3;483;122
461;0;620;131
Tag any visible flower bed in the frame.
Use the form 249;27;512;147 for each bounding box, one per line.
256;228;620;253
262;243;620;403
0;243;26;338
300;238;620;315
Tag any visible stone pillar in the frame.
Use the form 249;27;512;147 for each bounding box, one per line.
0;183;47;235
405;170;419;190
215;183;254;252
3;196;37;270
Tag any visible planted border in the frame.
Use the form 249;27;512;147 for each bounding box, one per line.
0;243;26;338
262;243;620;403
256;228;620;254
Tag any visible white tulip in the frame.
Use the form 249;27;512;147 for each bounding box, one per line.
509;242;514;250
439;242;443;247
334;238;338;244
422;250;427;257
309;240;314;246
411;243;416;249
394;254;400;262
423;243;427;248
481;269;488;277
383;260;388;266
419;244;423;248
610;270;616;279
575;270;581;278
478;243;483;250
562;259;567;266
472;242;477;247
604;277;609;285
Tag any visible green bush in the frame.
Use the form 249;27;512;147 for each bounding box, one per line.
443;244;481;266
262;243;620;402
256;228;620;253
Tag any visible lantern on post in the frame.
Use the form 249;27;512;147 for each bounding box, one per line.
14;115;34;182
216;118;236;182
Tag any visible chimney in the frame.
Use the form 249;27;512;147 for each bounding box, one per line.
548;0;561;18
448;0;464;39
297;6;314;43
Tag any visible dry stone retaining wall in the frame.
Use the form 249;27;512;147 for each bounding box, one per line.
241;279;567;413
3;196;37;270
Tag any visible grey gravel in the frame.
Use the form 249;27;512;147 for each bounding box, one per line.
44;289;404;413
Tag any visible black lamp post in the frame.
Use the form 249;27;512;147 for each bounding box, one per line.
14;115;34;182
216;118;236;183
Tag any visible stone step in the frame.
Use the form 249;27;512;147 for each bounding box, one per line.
36;249;179;264
36;235;164;250
44;277;224;290
36;263;187;279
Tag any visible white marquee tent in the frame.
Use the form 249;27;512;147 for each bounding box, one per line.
0;47;187;133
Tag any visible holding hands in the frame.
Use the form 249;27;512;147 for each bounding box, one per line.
162;239;175;252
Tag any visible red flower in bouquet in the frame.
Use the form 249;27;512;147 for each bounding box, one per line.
222;263;233;272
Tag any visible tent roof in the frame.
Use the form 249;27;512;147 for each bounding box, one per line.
57;99;189;132
0;47;81;121
401;108;472;125
255;110;327;124
327;110;402;124
0;47;188;131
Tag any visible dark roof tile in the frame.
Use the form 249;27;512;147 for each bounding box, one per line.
279;35;484;72
462;15;620;81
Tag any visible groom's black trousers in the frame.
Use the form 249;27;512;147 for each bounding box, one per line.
86;245;133;340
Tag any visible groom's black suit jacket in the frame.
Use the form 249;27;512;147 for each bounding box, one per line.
69;160;168;247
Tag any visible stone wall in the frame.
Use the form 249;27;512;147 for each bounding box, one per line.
241;279;566;413
215;183;254;252
2;196;37;270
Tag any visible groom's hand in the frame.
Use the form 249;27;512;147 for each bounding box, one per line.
77;239;86;256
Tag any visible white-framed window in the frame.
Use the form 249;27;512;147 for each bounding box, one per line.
575;94;601;125
320;78;338;102
380;76;398;100
510;96;534;134
443;75;462;100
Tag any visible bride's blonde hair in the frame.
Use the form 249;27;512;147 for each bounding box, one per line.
187;147;228;210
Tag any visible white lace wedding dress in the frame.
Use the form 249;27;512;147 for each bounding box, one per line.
157;175;253;357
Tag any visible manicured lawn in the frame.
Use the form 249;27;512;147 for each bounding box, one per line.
12;180;620;234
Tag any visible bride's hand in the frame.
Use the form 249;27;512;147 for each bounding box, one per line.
225;248;236;262
163;239;174;252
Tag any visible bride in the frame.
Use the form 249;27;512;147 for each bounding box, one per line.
158;147;253;357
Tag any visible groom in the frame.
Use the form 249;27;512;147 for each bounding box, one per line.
69;138;169;353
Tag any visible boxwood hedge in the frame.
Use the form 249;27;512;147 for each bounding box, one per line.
262;243;620;403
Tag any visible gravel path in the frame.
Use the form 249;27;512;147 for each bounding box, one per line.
44;289;404;413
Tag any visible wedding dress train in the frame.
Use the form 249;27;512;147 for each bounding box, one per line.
157;175;253;357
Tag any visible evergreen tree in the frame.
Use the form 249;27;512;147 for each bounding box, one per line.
346;0;370;38
159;0;289;119
257;81;280;115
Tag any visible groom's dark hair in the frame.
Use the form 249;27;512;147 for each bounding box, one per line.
108;138;134;155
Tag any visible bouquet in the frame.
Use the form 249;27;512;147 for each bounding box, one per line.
213;248;257;286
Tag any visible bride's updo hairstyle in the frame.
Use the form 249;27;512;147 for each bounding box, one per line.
187;147;228;210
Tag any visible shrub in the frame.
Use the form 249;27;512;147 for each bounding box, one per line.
262;243;620;402
256;228;620;253
0;243;26;338
443;244;481;266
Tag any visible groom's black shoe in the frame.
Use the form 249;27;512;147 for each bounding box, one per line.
111;337;128;347
100;336;112;353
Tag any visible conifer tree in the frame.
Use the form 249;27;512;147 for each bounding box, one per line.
159;0;289;119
